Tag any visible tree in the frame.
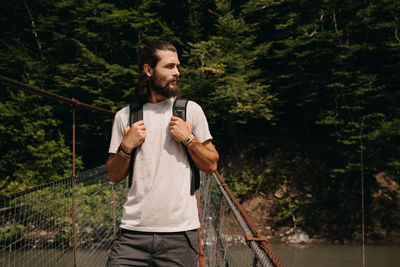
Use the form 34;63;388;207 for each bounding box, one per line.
0;89;80;196
183;0;274;144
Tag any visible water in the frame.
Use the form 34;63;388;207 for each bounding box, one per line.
270;243;400;267
0;249;108;267
1;244;399;266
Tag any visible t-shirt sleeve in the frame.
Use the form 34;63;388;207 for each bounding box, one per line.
187;101;213;144
108;110;126;154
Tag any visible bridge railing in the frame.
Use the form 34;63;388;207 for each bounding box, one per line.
1;167;282;267
0;166;126;267
0;75;283;266
199;171;283;267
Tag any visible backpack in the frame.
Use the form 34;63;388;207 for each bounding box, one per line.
127;98;200;195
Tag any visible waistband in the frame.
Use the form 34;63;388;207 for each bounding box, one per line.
120;227;197;235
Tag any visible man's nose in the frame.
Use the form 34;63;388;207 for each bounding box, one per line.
173;67;180;77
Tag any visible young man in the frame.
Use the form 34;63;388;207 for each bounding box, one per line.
106;40;219;266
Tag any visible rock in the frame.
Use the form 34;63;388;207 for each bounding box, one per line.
274;185;287;199
285;228;294;235
286;229;311;244
277;226;291;235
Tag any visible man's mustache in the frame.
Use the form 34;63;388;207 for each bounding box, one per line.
168;77;179;83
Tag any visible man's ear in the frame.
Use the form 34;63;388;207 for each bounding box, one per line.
143;64;153;77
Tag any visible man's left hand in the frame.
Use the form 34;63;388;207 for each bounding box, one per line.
169;116;192;143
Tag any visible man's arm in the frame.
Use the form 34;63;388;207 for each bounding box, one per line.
106;153;130;184
106;121;146;183
169;116;219;173
186;138;219;173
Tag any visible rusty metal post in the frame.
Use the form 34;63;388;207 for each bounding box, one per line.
110;116;117;238
111;183;116;237
360;119;366;267
215;196;223;265
72;105;77;267
195;192;205;267
72;102;76;176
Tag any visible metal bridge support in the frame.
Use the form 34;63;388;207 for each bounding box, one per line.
72;105;77;267
212;172;284;267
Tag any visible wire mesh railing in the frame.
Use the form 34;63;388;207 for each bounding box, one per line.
1;167;281;267
0;166;128;267
199;171;253;266
199;172;282;267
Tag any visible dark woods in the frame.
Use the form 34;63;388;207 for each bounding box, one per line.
1;0;399;242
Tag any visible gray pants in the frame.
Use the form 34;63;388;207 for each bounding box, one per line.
106;228;199;267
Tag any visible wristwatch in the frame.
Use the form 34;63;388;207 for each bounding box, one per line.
183;133;195;146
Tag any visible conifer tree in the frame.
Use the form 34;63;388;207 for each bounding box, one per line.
0;0;80;195
183;0;274;140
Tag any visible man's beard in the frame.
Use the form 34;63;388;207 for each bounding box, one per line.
150;74;180;99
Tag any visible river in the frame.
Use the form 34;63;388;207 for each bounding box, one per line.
1;244;399;266
269;243;399;267
226;243;400;267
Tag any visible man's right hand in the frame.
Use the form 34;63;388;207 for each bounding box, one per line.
120;120;146;154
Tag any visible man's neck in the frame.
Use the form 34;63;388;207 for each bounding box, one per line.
148;90;168;103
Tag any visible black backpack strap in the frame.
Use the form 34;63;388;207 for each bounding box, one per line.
129;100;143;126
173;98;188;120
173;98;200;195
128;100;143;188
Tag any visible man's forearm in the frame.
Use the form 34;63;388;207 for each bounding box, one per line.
186;138;219;174
106;153;131;183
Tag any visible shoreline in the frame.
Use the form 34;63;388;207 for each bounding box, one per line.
240;192;400;247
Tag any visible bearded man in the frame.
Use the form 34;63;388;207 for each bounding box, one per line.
105;40;219;266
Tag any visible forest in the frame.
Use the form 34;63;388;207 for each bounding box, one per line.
1;0;399;243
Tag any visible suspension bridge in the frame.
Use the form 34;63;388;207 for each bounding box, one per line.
0;75;283;267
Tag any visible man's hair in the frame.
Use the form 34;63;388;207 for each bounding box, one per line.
135;40;177;102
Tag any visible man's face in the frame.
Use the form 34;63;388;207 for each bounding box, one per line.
149;50;180;98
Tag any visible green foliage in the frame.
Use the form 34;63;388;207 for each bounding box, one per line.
0;89;81;196
0;224;26;247
73;181;125;246
183;0;274;127
278;197;300;220
0;0;399;239
225;169;264;199
0;175;127;250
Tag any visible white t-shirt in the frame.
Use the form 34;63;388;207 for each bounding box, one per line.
108;97;212;232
